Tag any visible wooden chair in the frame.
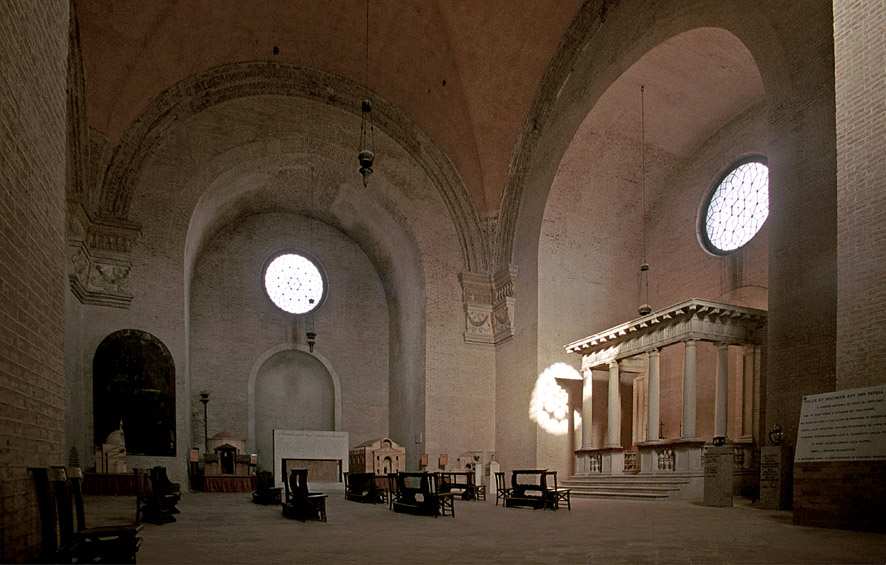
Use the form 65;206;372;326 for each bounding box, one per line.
251;470;282;505
151;466;181;501
545;471;571;510
494;471;513;506
68;467;143;562
474;476;487;501
133;468;177;524
30;467;143;563
386;473;401;510
281;468;327;522
432;473;455;517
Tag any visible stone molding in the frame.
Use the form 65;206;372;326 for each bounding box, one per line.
565;298;767;370
459;264;518;345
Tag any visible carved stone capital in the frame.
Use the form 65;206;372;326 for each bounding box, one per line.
68;201;140;308
459;264;517;345
69;242;134;308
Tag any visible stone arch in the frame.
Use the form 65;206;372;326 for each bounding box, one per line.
98;62;488;273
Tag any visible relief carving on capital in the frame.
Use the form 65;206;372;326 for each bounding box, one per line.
68;202;140;308
459;265;517;345
69;245;134;308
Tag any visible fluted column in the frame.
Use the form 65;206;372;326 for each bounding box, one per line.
647;349;661;442
581;369;593;449
715;342;729;439
740;345;756;441
607;360;621;447
682;339;697;439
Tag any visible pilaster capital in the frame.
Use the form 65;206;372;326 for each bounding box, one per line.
67;201;140;308
458;264;517;345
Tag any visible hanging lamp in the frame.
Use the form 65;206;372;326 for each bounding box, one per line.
638;85;652;317
357;0;375;186
306;167;317;352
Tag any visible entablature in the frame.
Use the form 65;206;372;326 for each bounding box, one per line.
565;298;766;370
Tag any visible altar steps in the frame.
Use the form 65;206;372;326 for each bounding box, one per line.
562;475;693;501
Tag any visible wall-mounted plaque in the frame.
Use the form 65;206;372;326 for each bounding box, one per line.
795;384;886;463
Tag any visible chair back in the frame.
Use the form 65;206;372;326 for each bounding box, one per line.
49;467;76;554
494;471;506;491
68;467;87;531
30;467;59;558
287;468;310;501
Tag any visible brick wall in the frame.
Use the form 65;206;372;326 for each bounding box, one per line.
794;0;886;532
794;461;886;532
0;1;69;561
835;0;886;389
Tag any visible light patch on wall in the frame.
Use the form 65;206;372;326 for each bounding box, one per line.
530;362;581;436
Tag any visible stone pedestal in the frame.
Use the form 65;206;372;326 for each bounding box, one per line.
760;446;793;509
703;445;733;507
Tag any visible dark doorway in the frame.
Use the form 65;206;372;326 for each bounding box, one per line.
93;329;176;456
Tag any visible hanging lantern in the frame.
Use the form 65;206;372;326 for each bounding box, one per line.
358;100;375;186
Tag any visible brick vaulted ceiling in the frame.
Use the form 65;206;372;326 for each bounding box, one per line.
76;1;761;221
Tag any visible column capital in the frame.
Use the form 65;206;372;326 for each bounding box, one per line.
608;359;619;369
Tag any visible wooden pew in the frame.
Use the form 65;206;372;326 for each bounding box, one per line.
344;472;386;504
503;469;559;510
390;472;454;517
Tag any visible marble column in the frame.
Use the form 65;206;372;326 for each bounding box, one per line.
715;342;729;439
740;345;756;441
682;339;697;440
581;369;593;449
647;349;661;442
607;360;621;448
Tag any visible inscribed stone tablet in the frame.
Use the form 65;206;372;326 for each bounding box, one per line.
795;384;886;462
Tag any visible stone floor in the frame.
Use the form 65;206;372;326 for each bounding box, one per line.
84;492;886;564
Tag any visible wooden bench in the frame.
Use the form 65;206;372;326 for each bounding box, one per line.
390;472;454;517
503;469;559;510
344;472;386;504
438;471;484;501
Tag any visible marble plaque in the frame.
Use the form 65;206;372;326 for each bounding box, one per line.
795;385;886;463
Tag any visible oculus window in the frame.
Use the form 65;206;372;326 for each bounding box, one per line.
701;158;769;254
263;252;325;314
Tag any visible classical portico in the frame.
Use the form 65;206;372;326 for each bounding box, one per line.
566;299;766;495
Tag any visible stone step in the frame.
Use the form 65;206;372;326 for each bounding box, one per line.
569;489;671;501
561;475;694;501
563;477;690;487
566;484;678;493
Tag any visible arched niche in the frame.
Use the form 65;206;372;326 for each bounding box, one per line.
248;345;342;470
93;329;176;456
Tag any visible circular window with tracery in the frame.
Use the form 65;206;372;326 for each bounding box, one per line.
263;252;325;315
700;158;769;254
